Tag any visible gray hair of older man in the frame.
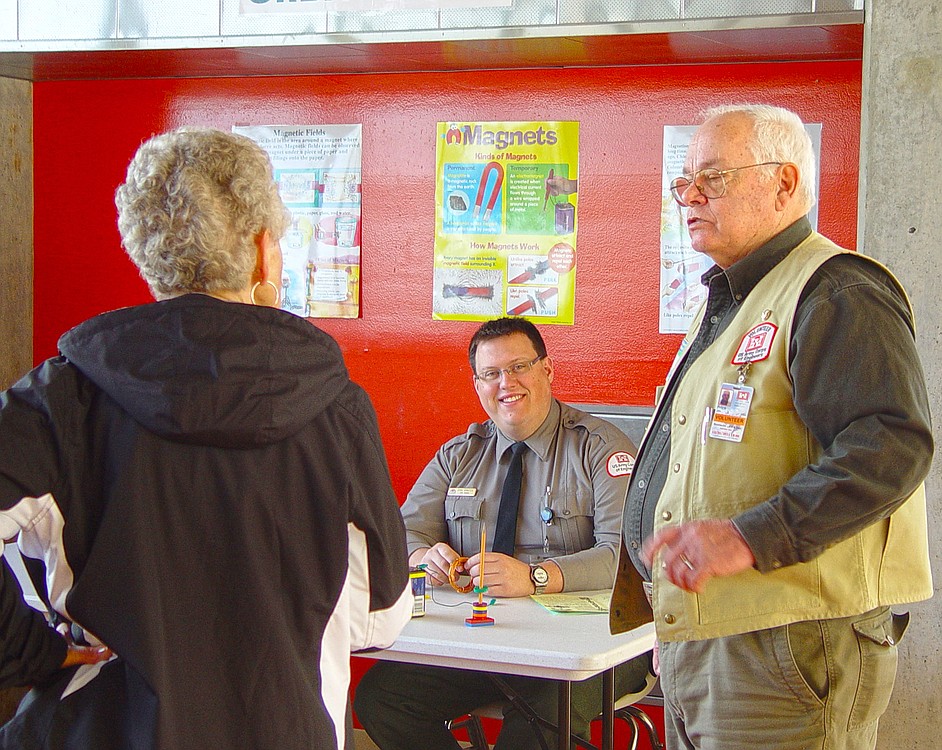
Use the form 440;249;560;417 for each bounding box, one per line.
115;127;289;300
701;104;817;211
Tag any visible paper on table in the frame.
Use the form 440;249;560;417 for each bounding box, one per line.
531;590;611;614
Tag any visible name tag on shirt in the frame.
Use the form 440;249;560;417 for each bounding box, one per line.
709;384;754;442
447;487;477;497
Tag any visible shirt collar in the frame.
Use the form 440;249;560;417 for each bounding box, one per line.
700;216;813;302
495;398;560;461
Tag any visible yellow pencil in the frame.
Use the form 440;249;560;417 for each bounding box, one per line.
478;522;486;604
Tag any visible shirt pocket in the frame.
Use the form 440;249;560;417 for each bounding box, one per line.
445;496;485;555
556;485;594;555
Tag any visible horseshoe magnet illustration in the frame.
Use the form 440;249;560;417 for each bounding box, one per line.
473;161;504;221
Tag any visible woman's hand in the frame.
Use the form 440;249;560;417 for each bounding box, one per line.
57;623;114;669
61;643;113;669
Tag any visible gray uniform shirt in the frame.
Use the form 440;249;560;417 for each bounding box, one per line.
401;399;637;592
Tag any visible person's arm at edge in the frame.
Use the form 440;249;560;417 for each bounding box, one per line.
0;555;68;688
0;367;80;687
344;388;411;652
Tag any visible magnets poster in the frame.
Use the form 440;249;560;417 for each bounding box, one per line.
433;121;579;325
234;124;362;319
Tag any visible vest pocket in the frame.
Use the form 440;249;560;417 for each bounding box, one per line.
696;562;822;625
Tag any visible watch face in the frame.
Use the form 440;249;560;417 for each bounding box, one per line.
532;566;549;585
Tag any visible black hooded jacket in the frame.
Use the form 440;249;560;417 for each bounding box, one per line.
0;294;411;749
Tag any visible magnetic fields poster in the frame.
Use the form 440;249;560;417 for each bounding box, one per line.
433;121;579;324
234;124;362;319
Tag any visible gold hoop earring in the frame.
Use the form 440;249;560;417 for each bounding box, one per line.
250;280;280;307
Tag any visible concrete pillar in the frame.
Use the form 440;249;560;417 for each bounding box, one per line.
858;3;942;749
0;76;32;390
0;74;31;723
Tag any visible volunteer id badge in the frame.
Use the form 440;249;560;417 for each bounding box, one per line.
709;384;754;442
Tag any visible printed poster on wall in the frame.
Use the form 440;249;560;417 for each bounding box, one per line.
234;124;362;319
433;121;579;325
658;123;822;334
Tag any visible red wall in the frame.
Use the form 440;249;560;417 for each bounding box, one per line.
33;62;861;502
33;62;860;745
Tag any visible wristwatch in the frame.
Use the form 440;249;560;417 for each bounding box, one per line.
529;564;549;595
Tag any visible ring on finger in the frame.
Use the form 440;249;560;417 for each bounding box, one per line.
679;554;695;571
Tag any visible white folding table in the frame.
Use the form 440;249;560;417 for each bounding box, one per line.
357;588;655;750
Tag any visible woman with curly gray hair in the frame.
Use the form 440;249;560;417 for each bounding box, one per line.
0;128;411;750
116;127;289;304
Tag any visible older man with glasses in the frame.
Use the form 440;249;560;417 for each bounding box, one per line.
356;316;650;750
611;104;933;750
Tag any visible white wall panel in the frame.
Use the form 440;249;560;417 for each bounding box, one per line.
441;2;556;29
0;0;17;41
20;0;117;40
327;8;439;33
118;0;219;38
559;0;682;24
222;0;327;37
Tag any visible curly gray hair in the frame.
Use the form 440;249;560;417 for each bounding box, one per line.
115;127;289;300
701;104;817;211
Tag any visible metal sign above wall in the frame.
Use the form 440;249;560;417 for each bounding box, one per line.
240;0;510;14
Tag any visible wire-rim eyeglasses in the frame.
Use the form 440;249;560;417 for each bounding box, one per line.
669;162;783;207
474;355;545;384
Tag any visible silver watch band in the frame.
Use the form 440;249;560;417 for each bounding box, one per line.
530;564;549;595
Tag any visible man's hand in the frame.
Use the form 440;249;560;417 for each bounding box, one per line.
464;553;535;598
642;519;756;593
410;543;462;587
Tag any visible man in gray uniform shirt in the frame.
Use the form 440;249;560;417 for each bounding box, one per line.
355;317;650;750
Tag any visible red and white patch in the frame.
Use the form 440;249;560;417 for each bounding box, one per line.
731;322;778;366
607;451;635;477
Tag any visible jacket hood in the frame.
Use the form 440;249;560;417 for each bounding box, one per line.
58;294;350;448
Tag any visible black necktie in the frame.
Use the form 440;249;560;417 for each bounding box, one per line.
493;442;527;556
